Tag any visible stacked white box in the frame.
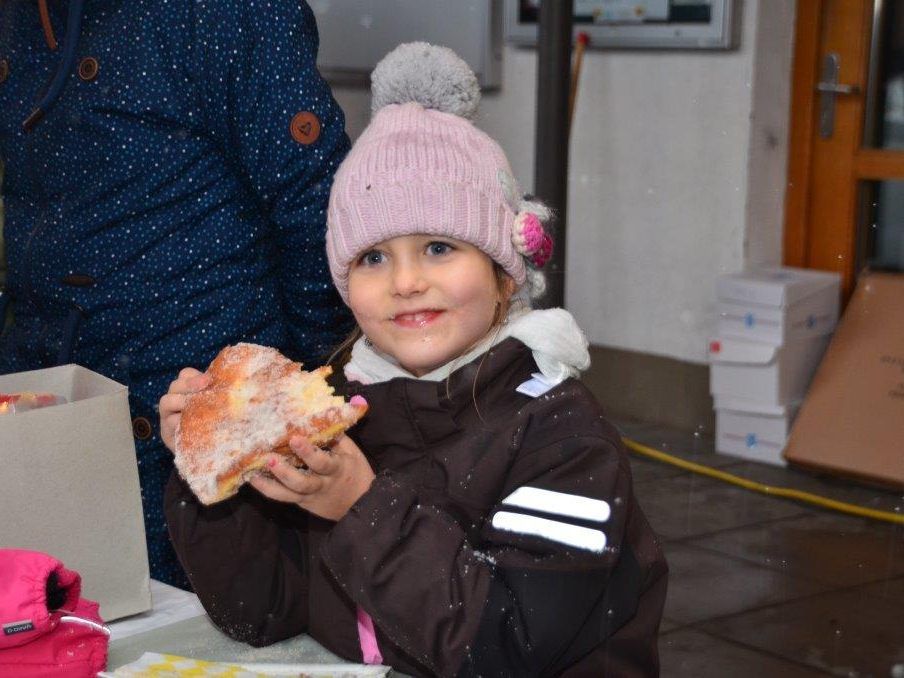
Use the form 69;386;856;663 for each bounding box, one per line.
715;399;800;467
709;266;840;465
716;266;841;343
708;336;832;406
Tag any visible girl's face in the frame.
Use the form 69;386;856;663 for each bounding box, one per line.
347;235;515;377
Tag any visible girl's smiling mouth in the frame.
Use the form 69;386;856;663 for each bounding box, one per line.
391;310;444;328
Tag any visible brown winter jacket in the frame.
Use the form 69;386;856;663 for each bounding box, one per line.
165;338;668;677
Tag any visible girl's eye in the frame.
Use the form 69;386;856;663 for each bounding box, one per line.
358;250;385;266
426;241;453;256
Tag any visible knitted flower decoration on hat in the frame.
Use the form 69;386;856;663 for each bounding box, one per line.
326;42;551;303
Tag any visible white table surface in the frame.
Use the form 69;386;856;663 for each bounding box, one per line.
105;581;404;675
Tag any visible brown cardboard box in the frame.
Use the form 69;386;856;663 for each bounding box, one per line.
784;272;904;488
0;365;152;620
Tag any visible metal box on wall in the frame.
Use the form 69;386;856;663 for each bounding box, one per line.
504;0;737;50
313;0;503;89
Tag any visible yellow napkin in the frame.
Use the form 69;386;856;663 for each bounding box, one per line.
106;652;290;677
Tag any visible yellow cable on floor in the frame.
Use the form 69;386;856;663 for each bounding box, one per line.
622;437;904;526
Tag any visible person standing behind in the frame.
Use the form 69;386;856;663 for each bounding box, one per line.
0;0;352;588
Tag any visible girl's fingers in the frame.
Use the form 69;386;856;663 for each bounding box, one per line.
178;367;203;381
169;370;197;393
189;374;211;390
289;435;318;456
163;413;181;435
249;474;305;504
168;369;209;395
159;393;187;417
266;456;323;495
330;434;362;457
290;437;338;475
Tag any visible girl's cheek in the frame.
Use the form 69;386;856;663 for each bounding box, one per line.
347;291;373;322
351;308;381;327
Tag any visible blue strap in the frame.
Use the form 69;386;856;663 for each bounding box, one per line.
22;0;86;132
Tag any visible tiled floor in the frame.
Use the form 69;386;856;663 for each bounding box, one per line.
616;420;904;678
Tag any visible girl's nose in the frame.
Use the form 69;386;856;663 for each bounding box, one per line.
391;262;427;297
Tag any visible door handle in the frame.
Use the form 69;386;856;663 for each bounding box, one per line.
818;53;860;138
816;82;861;95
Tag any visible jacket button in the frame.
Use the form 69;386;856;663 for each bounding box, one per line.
290;111;321;145
132;416;153;440
0;59;8;84
78;57;99;81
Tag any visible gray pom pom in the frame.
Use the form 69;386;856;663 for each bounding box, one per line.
371;42;480;120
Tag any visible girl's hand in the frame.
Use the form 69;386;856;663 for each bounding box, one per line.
158;368;210;452
250;434;375;521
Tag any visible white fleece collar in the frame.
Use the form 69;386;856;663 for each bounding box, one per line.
344;305;590;386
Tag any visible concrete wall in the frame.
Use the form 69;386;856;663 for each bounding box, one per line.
331;0;796;365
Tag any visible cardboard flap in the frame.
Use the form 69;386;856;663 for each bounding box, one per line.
708;337;778;366
784;272;904;488
0;364;127;402
717;266;840;308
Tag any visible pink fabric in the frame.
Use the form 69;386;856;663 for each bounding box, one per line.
326;101;526;302
356;605;383;665
513;212;554;268
0;548;80;650
0;549;108;677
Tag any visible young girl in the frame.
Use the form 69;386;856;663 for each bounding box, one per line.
160;43;667;677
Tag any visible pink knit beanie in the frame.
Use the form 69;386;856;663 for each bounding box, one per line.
326;42;552;303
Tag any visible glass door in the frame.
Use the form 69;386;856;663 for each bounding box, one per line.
785;0;904;299
861;1;904;271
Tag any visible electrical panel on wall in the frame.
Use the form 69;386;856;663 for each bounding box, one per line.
505;0;736;50
312;0;503;89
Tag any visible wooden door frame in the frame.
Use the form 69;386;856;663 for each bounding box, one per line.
784;1;824;270
784;0;875;298
784;0;904;298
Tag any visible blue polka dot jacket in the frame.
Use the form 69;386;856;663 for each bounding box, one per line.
0;0;353;586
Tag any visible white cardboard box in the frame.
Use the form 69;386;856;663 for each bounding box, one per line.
0;365;151;621
708;335;831;406
717;266;840;344
715;398;798;466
